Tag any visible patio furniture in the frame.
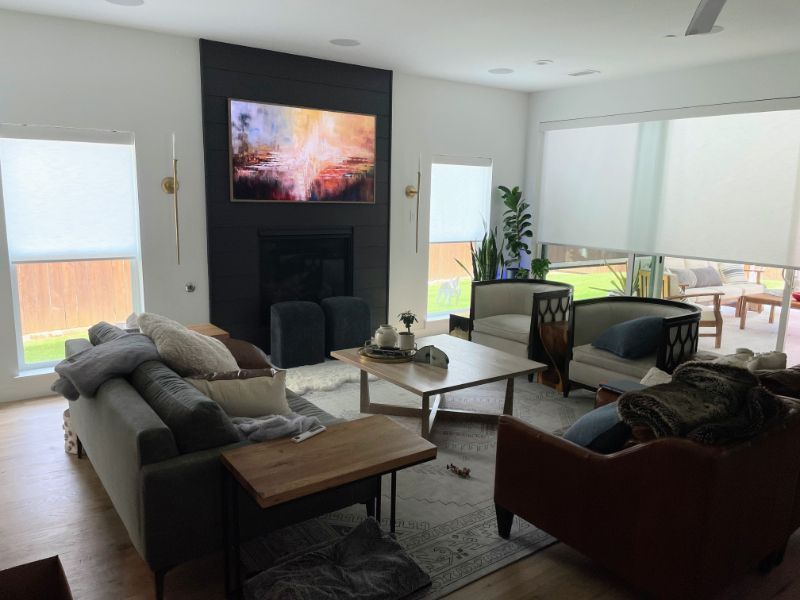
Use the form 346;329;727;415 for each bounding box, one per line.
567;297;701;391
667;291;724;348
663;258;765;313
468;279;573;384
739;292;800;329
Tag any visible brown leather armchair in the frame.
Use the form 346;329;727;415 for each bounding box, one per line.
494;412;800;600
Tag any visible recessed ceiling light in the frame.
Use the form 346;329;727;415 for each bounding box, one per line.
568;69;601;77
534;59;554;66
488;68;514;75
106;0;144;5
329;38;361;47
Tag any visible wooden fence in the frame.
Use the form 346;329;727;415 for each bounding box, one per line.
16;259;133;335
429;242;473;281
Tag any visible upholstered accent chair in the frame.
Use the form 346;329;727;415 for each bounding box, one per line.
468;280;572;382
567;297;701;392
493;408;800;600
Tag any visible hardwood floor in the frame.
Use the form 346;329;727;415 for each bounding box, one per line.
1;396;799;599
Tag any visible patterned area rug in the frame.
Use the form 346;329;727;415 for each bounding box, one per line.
244;372;595;598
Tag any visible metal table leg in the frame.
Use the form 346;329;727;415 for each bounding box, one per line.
375;474;382;524
390;471;397;534
223;469;241;599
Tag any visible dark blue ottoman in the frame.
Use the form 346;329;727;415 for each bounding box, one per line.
270;301;326;368
320;296;372;353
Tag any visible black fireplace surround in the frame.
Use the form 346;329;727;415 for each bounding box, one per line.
200;40;392;351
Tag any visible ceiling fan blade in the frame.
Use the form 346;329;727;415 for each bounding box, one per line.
685;0;728;35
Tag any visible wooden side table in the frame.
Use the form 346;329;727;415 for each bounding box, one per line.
220;416;436;598
187;323;230;340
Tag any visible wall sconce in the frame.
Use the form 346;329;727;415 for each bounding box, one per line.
406;155;421;253
160;133;181;264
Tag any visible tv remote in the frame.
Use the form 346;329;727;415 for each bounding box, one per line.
292;424;326;443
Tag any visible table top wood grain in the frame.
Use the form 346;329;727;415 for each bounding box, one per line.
331;334;546;397
220;415;436;509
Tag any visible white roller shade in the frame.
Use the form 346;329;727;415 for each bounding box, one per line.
429;157;492;243
539;109;800;267
539;123;640;252
0;132;140;262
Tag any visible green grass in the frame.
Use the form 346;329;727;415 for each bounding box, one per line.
23;332;88;365
546;271;622;300
427;279;472;318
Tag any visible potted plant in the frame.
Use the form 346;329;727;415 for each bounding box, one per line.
499;185;533;280
455;227;503;281
531;257;551;280
397;310;418;350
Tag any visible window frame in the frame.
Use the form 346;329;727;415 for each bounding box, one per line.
0;125;144;372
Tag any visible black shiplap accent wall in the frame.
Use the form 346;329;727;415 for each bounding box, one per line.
199;39;392;350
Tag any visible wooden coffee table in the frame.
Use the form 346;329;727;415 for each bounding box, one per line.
739;292;800;329
331;334;547;440
220;415;436;597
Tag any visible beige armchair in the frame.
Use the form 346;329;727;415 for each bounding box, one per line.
567;297;701;392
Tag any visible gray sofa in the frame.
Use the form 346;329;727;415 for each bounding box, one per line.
66;339;373;599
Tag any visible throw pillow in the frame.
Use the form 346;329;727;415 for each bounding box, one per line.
691;266;723;288
670;268;698;289
138;312;239;376
592;316;663;359
718;262;748;284
220;337;273;369
747;351;787;371
186;369;290;418
562;402;631;454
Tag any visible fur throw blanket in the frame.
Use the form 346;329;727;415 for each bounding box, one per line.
618;361;787;444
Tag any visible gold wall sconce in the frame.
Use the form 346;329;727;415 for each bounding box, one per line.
161;133;181;265
406;156;421;253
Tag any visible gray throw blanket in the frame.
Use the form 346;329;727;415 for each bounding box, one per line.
618;361;787;444
244;517;431;600
232;413;321;442
51;332;159;400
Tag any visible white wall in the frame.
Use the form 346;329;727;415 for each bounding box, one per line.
390;73;529;334
0;10;208;401
525;51;800;245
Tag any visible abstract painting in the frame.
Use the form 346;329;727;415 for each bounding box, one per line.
229;99;376;203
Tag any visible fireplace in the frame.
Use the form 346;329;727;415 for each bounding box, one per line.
259;229;353;346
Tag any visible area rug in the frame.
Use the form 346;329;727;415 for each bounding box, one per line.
245;369;595;599
283;359;377;395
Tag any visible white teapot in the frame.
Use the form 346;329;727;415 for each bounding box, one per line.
374;324;399;348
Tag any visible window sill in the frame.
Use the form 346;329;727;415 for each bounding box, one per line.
15;366;56;379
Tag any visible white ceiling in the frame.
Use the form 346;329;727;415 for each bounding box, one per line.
2;0;800;91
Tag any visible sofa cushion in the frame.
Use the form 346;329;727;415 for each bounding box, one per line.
592;316;663;359
287;390;343;427
138;312;239;376
472;314;530;345
572;344;655;379
89;321;128;345
186;369;291;418
691;266;723;288
130;360;240;454
563;401;631;453
670;268;697;289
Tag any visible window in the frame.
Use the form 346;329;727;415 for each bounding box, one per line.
427;157;492;321
0;126;142;369
545;244;630;300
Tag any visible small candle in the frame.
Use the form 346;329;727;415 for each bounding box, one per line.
171;132;176;160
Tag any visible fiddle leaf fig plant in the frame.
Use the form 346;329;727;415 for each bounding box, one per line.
499;185;533;277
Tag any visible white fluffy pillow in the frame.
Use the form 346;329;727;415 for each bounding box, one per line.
640;367;672;386
186;370;290;417
138;312;238;376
